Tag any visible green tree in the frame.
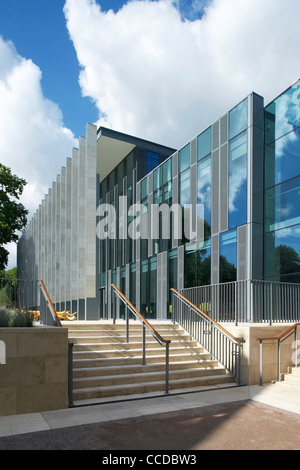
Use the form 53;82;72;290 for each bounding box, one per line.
0;164;28;270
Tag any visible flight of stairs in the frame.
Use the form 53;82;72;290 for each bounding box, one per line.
281;366;300;386
63;321;235;404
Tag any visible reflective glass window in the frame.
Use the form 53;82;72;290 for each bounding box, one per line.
168;249;177;318
163;158;172;184
184;240;211;288
197;127;211;160
220;230;237;283
265;127;300;189
140;177;148;200
180;169;190;206
179;144;190;173
265;80;300;146
228;131;247;228
129;263;136;307
229;99;248;140
197;155;211;236
264;224;300;283
264;176;300;233
146;150;159;174
153;166;162;191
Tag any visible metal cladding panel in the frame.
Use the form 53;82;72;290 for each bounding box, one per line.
252;92;264;130
191;162;197;207
161;251;168;318
212;120;219;150
177;245;184;290
126;264;130;298
211;149;220;235
211;234;220;285
148;192;153;257
237;225;248;281
157;251;168;319
148;171;153;194
157;253;162;316
172;151;178;178
219;144;228;232
190;137;197;166
220;114;228;145
172;176;179;249
136;260;140;311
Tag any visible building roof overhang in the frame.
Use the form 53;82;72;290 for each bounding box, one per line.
96;127;175;182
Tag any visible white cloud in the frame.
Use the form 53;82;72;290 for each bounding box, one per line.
0;37;77;269
64;0;300;149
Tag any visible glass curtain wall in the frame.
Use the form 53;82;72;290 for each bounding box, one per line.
217;99;248;283
228;99;248;229
179;144;191;245
153;158;173;254
264;80;300;282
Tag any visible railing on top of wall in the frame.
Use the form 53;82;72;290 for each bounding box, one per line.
180;279;300;325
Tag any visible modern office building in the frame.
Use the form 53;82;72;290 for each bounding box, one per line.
17;79;300;323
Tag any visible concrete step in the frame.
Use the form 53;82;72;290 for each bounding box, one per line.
73;374;235;400
72;339;199;352
68;332;190;343
72;351;212;368
66;321;235;402
72;345;206;360
73;359;220;378
73;366;228;389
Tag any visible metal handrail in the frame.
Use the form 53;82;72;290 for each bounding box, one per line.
257;323;299;385
39;280;62;327
171;288;244;384
111;284;171;394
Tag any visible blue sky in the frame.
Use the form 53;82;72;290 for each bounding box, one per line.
0;0;299;268
0;0;98;139
0;0;206;139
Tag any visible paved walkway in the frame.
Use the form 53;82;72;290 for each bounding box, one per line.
1;383;300;450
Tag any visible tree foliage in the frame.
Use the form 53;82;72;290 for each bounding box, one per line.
0;164;28;270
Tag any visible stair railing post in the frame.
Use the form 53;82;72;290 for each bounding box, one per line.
165;341;169;394
259;340;263;386
295;327;298;368
126;305;129;343
278;338;281;382
142;322;146;366
68;342;74;407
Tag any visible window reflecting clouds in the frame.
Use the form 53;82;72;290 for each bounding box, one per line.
265;79;300;146
229;99;248;140
228;131;247;228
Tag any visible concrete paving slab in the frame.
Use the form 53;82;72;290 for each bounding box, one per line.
0;384;300;450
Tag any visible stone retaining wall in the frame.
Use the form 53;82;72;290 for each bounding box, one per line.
0;326;68;416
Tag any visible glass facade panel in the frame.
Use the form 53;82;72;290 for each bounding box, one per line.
197;155;211;237
197;127;211;160
220;230;237;283
146;150;159;174
265;176;300;233
264;225;300;283
265;127;300;189
265;80;300;146
184;240;211;288
179;144;190;173
163;158;172;184
180;169;190;206
228;131;247;228
140;257;156;318
168;249;177;318
140;177;148;200
229;99;248;140
153;166;162;191
129;263;136;307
